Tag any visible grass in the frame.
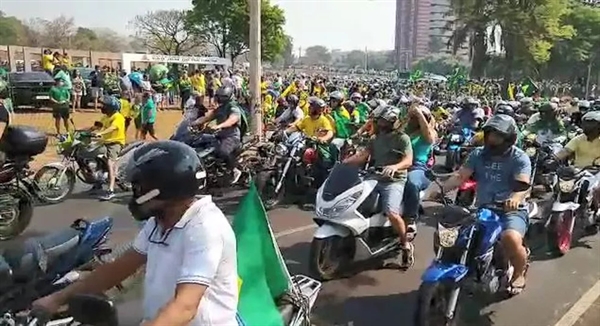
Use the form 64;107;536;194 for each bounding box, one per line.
13;108;184;168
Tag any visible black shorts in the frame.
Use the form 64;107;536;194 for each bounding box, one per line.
141;122;155;134
134;116;142;129
207;88;215;98
52;104;70;119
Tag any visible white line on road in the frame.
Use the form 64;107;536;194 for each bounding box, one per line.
554;278;600;326
275;224;316;239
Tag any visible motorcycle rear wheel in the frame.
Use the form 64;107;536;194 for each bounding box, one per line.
546;212;572;256
0;190;34;241
414;282;460;326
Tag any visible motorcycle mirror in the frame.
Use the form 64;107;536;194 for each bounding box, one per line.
67;294;118;326
511;180;531;192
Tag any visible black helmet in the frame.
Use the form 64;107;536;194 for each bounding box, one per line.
308;96;326;115
494;104;514;117
125;140;204;221
215;86;234;104
482;114;518;146
286;94;299;106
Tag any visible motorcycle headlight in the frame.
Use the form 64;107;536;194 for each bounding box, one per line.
558;179;576;193
275;143;288;156
525;147;537;157
450;134;462;143
437;224;460;248
317;191;362;217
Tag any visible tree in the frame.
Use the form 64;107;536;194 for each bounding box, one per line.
413;55;469;76
0;11;29;45
428;36;445;53
345;50;366;68
282;35;295;67
43;16;76;48
303;45;331;65
187;0;287;62
129;10;203;55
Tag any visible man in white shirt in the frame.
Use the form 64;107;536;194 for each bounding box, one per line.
33;141;240;326
275;94;304;127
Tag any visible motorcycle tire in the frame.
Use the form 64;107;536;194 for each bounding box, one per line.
255;170;285;210
33;166;76;204
0;189;34;241
308;236;354;281
414;282;460;326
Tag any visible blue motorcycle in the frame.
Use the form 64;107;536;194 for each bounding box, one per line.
414;173;538;326
0;217;113;318
445;127;476;171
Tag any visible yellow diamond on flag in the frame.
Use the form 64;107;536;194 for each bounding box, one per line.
237;277;243;295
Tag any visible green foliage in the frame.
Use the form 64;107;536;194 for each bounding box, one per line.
0;11;29;45
188;0;287;62
413;55;470;76
303;45;331;65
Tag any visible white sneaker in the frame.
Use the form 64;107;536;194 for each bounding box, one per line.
231;168;242;184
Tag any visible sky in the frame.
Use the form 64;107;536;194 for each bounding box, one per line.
0;0;396;52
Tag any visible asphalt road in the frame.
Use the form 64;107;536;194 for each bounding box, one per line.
2;173;599;326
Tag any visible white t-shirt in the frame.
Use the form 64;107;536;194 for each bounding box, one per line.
275;106;304;125
221;77;235;88
133;196;239;326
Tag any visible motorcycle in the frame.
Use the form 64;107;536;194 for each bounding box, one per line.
444;127;475;171
414;171;538;326
309;164;423;280
523;135;563;195
0;216;113;324
34;131;142;196
255;131;321;210
545;160;600;256
0;126;57;240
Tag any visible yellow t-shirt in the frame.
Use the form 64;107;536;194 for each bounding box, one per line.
295;115;334;138
119;99;132;119
565;134;600;168
42;54;54;71
100;112;126;145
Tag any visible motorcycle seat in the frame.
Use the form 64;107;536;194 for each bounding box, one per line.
196;147;215;158
2;228;80;279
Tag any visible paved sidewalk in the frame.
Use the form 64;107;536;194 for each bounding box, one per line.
574;297;600;326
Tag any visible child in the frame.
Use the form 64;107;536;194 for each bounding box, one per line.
140;92;158;140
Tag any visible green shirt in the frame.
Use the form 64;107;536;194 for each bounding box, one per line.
141;98;157;124
369;131;412;177
49;86;70;103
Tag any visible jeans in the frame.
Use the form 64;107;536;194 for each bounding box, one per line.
402;162;431;220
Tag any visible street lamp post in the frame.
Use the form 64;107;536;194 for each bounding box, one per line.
248;0;262;139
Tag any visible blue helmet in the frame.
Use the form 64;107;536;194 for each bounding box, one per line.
101;95;120;113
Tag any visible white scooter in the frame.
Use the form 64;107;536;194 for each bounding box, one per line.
309;163;424;280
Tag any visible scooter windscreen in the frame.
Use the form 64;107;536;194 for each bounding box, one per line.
322;163;361;201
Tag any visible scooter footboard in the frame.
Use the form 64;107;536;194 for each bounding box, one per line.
313;223;352;239
421;262;469;283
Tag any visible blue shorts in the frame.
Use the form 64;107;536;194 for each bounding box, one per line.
501;210;529;236
374;180;406;215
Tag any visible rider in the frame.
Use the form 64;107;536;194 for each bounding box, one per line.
275;94;304;127
328;91;352;153
432;114;532;295
519;97;536;116
454;96;485;130
472;104;523;148
553;111;600;220
33;140;240;325
350;92;370;124
571;100;591;128
191;86;245;184
344;106;415;269
522;101;566;143
402;101;436;226
355;99;387;136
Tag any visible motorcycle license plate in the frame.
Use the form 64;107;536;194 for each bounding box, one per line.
450;135;462;143
36;95;50;100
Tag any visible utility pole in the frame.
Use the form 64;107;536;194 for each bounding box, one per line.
249;0;262;139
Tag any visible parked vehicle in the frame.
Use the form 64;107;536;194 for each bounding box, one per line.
545;161;600;256
414;171;538;326
0;217;113;321
33;131;143;196
8;72;54;108
0;125;68;240
309;164;424;280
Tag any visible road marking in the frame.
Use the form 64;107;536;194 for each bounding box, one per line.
275;224;316;239
554;278;600;326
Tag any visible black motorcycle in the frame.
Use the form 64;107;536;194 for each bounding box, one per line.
0;125;51;240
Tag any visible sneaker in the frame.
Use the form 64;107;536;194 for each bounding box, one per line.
400;242;415;269
231;168;243;184
407;222;418;240
98;190;115;201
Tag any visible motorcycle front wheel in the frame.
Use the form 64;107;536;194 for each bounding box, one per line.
308;236;354;281
255;170;285;210
414;282;460;326
33;166;76;204
0;189;34;241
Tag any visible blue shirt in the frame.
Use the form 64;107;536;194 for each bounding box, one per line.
410;135;432;164
465;146;531;206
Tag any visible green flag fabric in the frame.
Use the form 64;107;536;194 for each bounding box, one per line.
233;183;290;326
521;77;539;96
409;69;423;82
